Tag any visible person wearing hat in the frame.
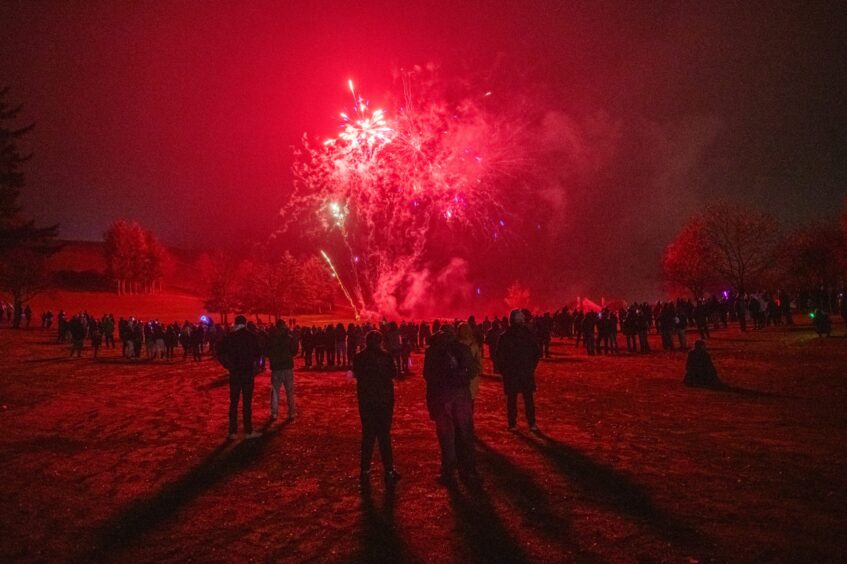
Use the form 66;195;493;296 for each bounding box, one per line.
496;309;541;432
218;314;263;439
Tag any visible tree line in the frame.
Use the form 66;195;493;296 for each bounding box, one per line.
195;247;336;324
661;201;847;299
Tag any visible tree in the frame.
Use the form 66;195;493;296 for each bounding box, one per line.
239;251;306;320
0;247;52;327
779;221;844;290
661;218;719;298
0;88;59;324
200;251;244;324
504;280;531;310
103;220;167;294
0;87;58;252
301;255;336;313
699;204;780;294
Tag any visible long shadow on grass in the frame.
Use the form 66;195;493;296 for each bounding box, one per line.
445;477;529;563
476;439;602;562
24;355;82;363
354;484;412;563
80;420;286;562
517;432;711;556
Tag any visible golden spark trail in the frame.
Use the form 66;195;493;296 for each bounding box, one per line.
320;249;360;320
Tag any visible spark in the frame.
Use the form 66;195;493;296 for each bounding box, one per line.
320;250;360;320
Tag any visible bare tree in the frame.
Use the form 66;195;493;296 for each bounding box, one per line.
699;204;780;294
200;251;244;324
0;247;52;327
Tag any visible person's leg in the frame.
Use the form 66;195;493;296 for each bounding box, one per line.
282;369;296;418
242;376;254;434
454;395;475;475
434;402;458;475
270;370;281;418
506;392;518;428
360;411;377;473
229;375;240;436
375;403;394;472
524;391;537;427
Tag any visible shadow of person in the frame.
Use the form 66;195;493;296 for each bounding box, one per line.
355;482;409;563
475;438;602;561
686;382;779;398
80;420;287;562
517;432;710;556
444;478;529;563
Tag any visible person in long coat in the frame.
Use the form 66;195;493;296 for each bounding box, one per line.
495;309;541;432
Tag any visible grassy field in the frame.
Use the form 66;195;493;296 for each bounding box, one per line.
0;309;845;562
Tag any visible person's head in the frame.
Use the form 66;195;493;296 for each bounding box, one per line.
694;339;706;351
234;315;247;327
457;323;473;343
365;330;384;350
510;309;526;325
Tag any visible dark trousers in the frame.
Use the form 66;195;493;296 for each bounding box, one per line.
229;374;255;434
433;391;475;474
507;390;536;427
359;402;393;472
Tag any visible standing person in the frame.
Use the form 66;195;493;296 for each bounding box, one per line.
423;325;478;485
102;314;115;349
457;323;483;402
353;330;400;485
218;315;263;440
496;309;541;432
90;321;102;359
268;321;298;422
69;316;85;357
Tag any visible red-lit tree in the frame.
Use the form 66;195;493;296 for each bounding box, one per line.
200;251;244;324
103;220;167;294
239;251;305;321
301;255;336;313
661;218;718;298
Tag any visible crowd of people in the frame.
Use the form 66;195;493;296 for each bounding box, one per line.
8;288;846;488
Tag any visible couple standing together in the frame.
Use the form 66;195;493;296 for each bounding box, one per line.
354;308;540;486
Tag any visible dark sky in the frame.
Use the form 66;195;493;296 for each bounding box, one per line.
2;1;845;297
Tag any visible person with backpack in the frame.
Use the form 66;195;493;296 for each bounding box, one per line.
267;320;299;422
423;324;478;485
496;309;541;432
353;330;401;486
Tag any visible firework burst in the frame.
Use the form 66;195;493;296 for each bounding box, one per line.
284;69;533;316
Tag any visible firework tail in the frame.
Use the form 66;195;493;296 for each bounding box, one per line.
320;249;360;320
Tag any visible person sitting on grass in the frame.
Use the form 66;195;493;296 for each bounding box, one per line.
683;339;722;388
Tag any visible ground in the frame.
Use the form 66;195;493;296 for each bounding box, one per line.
1;301;846;562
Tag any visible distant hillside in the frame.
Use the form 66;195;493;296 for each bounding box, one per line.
47;240;207;295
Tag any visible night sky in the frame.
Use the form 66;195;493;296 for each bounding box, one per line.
1;1;845;298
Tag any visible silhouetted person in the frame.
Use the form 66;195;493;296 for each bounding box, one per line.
268;320;298;421
495;309;541;432
424;325;477;485
218;315;262;440
353;330;400;485
683;340;722;388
